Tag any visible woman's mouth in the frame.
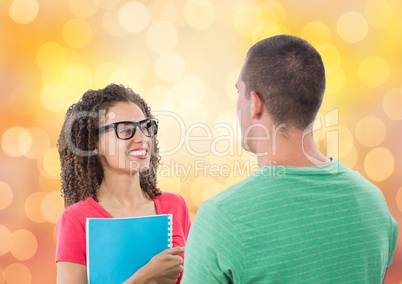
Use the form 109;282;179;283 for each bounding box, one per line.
127;149;148;159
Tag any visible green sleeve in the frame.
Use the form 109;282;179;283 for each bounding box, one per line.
182;200;244;284
388;216;398;267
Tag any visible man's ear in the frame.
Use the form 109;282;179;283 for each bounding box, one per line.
250;91;263;119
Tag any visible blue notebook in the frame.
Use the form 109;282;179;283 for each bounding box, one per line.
86;214;172;284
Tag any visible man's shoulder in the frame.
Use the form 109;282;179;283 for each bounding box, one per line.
204;175;256;209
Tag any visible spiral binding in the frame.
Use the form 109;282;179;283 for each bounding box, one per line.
167;214;173;248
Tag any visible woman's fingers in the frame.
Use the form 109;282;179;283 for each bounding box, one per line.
161;246;185;255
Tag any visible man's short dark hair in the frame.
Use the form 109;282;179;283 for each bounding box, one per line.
242;34;326;130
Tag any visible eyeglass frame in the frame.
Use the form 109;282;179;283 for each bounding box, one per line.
96;118;159;140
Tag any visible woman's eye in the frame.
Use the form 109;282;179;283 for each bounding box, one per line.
120;128;132;135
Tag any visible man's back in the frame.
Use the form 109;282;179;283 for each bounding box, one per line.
183;160;398;283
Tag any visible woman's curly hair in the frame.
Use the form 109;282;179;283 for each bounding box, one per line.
57;83;161;207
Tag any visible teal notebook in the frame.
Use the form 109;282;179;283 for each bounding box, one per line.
86;214;172;284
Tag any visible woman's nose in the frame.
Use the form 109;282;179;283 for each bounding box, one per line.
132;126;146;142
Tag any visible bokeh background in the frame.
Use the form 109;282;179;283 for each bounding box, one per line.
0;0;401;283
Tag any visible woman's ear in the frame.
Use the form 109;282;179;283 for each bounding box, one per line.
250;91;263;120
93;148;98;155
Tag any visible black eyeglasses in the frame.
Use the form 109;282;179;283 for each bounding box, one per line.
96;118;158;140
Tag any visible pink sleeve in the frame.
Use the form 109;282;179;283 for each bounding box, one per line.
177;195;191;241
157;193;191;284
55;209;87;265
161;193;191;249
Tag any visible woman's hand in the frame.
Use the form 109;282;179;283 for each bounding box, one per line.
125;246;185;284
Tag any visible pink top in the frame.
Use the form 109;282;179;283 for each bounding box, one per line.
56;192;191;281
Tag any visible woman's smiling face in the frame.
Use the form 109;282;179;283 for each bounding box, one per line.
97;101;153;176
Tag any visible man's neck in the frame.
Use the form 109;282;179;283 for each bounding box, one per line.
255;128;330;168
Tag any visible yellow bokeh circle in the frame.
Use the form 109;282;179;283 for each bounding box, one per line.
62;65;93;99
38;173;62;193
18;128;32;155
40;82;71;112
337;11;368;43
254;2;277;24
69;0;98;18
39;148;61;179
10;229;38;260
364;147;394;181
118;1;150;33
36;42;66;71
9;0;38;24
25;191;48;223
255;1;286;24
0;181;13;210
0;225;12;256
364;0;393;29
355;116;386;147
342;145;359;169
3;263;32;284
42;191;64;223
1;126;32;157
24;127;51;160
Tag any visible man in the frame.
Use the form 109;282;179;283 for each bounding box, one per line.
182;35;398;283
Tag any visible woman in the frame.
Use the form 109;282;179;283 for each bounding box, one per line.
56;84;191;283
